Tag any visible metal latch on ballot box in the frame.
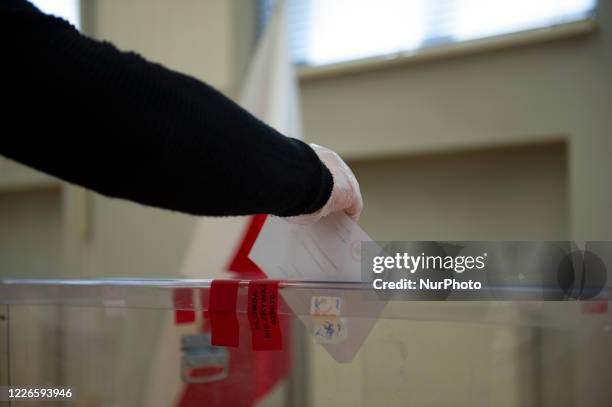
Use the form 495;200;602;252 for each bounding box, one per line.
181;334;229;383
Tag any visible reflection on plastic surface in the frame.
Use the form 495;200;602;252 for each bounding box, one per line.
174;288;196;324
181;334;229;384
176;313;292;407
2;281;612;406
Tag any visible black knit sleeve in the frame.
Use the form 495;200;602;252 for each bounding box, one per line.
0;0;333;217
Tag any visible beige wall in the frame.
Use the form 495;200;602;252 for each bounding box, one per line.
299;11;612;240
0;187;62;278
89;0;234;90
352;142;568;241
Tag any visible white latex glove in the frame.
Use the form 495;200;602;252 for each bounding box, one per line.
288;144;363;224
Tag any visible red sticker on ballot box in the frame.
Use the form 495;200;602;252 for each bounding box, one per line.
208;280;240;347
247;280;282;350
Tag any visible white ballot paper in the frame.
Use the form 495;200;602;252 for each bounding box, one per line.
249;212;370;281
249;213;386;363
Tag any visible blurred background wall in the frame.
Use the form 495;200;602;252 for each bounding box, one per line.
1;0;610;282
1;0;611;406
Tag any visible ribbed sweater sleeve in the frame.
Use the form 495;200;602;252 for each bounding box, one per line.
0;0;333;216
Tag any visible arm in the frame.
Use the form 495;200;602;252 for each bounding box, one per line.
0;0;333;217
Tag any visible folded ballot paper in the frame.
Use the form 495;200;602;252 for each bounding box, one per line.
249;212;385;362
250;212;369;281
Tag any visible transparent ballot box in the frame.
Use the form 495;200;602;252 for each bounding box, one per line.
1;279;611;406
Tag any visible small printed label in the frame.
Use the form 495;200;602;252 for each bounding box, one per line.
310;296;342;316
313;316;348;344
247;281;282;350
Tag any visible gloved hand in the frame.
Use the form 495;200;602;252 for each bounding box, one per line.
288;144;363;224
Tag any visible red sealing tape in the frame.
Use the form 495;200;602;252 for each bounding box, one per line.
208;280;240;347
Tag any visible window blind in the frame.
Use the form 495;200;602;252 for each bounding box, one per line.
30;0;80;30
